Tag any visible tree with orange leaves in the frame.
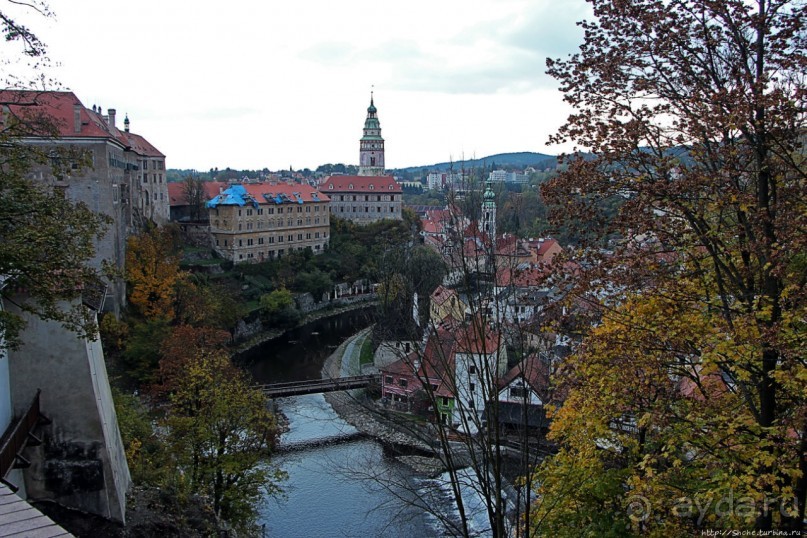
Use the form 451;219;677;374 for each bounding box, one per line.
125;226;183;320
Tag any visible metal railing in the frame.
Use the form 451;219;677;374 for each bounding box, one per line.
0;390;46;480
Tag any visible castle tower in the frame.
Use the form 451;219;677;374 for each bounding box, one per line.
481;179;496;242
358;93;385;176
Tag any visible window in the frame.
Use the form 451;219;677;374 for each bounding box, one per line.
306;233;311;239
469;365;477;375
328;184;333;190
365;195;369;201
288;235;293;242
349;184;353;190
509;387;527;399
385;376;393;384
370;184;374;190
258;237;264;245
469;383;476;392
297;234;302;240
399;379;408;388
315;232;320;238
468;399;475;409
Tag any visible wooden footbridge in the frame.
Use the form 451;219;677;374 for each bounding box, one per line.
258;375;378;398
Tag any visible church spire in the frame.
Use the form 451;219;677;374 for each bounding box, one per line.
358;92;385;176
481;178;496;242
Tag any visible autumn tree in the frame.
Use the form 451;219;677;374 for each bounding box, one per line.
154;324;231;397
534;0;807;533
165;349;283;531
126;225;183;320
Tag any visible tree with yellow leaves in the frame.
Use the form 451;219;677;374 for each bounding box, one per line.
125;226;183;320
533;0;807;534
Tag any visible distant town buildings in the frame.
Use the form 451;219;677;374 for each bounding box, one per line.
319;95;402;224
488;169;527;184
207;182;330;263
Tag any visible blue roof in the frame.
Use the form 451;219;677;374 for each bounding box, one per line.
206;184;259;208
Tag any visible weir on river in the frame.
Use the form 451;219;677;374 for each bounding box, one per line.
245;307;497;537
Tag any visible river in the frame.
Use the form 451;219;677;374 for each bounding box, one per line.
244;309;431;537
245;308;496;537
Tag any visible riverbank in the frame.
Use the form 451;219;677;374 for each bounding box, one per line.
321;330;446;474
233;298;379;357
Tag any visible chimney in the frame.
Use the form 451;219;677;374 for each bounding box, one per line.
108;108;116;128
73;104;82;133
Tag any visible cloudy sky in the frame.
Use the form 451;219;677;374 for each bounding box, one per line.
24;0;591;171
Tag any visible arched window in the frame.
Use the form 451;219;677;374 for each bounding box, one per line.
328;184;333;190
349;184;354;190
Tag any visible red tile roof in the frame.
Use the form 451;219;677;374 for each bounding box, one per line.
499;356;551;398
123;131;164;158
167;181;228;207
205;182;330;207
0;90;164;158
320;175;402;193
496;264;551;288
430;285;457;306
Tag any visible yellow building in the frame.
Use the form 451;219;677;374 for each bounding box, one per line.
430;285;467;324
207;183;330;263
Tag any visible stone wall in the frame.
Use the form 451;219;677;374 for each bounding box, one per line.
7;303;130;523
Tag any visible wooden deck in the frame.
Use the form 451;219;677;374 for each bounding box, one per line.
0;483;73;537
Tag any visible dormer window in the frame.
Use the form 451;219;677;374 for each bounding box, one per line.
349;184;354;190
328;184;333;190
369;184;374;190
389;185;393;190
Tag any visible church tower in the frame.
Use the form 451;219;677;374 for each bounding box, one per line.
481;179;496;241
358;93;385;176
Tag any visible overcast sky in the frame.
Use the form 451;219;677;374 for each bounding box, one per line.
26;0;591;171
